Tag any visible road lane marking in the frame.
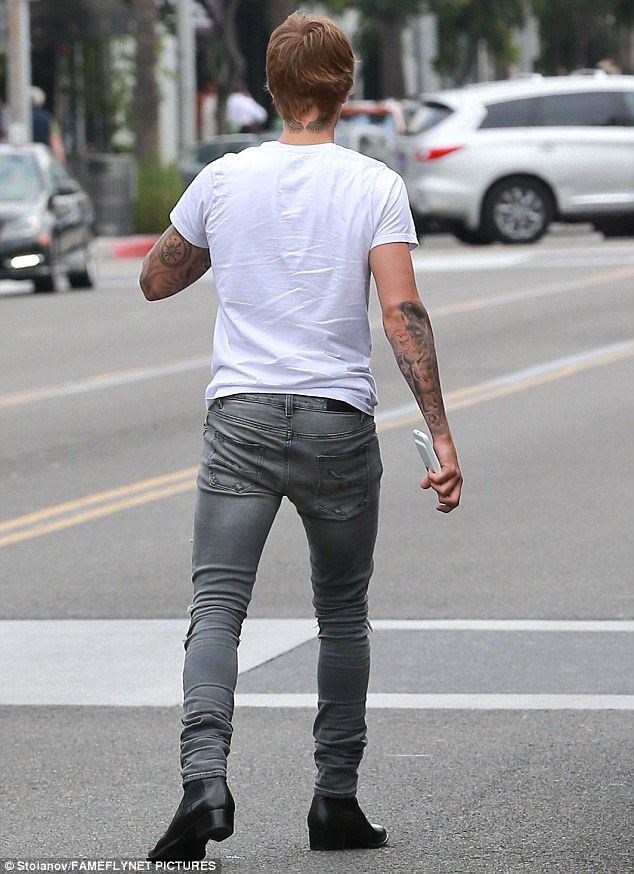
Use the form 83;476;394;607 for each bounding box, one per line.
0;477;200;547
377;338;634;431
0;468;197;547
234;693;634;710
371;619;634;632
0;468;196;533
3;264;633;412
411;244;634;273
2;338;634;548
1;618;632;707
0;355;209;410
412;250;530;271
431;264;634;317
0;481;195;548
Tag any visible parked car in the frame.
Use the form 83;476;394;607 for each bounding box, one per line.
394;72;634;244
0;143;97;291
180;106;412;188
338;99;411;135
179;132;279;187
335;99;418;165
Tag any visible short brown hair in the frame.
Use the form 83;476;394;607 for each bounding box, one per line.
266;12;355;123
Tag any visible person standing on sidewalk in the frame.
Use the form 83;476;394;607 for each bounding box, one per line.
225;82;269;133
30;86;66;163
140;11;462;862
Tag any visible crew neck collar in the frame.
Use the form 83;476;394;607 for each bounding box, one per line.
268;140;338;152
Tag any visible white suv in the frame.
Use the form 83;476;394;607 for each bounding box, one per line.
395;73;634;244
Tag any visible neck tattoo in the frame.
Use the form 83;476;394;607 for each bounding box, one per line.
306;116;328;133
287;115;330;134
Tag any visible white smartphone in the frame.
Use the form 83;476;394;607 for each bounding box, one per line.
412;428;441;473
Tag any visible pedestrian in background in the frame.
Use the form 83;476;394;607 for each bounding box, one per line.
197;78;218;140
30;86;65;163
140;10;462;862
225;82;268;132
0;100;8;141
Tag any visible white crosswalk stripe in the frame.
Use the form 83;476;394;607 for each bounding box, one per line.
2;618;633;709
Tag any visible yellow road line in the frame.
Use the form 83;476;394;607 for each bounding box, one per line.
0;467;197;533
2;338;634;548
373;339;634;434
0;481;195;548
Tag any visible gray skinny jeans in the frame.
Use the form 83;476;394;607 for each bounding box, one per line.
180;393;382;797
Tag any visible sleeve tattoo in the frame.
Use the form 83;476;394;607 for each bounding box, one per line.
387;301;449;434
140;228;211;300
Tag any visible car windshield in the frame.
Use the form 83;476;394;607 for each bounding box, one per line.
0;153;43;201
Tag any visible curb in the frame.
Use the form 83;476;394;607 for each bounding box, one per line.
110;236;159;259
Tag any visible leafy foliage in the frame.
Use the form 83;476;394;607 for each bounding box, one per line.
134;160;184;233
428;0;526;82
532;0;634;72
319;0;527;92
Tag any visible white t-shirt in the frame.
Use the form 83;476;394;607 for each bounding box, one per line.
170;140;418;414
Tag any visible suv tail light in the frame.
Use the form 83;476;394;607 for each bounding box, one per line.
414;146;464;161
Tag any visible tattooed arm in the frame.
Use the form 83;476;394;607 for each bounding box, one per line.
370;242;462;512
140;225;211;301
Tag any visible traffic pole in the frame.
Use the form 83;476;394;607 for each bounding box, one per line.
7;0;32;144
177;0;197;152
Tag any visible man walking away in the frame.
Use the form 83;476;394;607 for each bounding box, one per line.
140;11;462;862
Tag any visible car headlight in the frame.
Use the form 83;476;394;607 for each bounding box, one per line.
0;214;43;243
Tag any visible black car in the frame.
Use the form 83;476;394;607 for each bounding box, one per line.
0;143;96;292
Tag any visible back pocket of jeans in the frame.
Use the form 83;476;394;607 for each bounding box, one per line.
208;429;264;493
316;446;369;519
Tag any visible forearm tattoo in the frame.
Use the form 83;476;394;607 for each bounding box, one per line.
387;301;449;433
140;229;211;299
159;233;192;267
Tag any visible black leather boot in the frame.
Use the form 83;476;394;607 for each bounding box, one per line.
307;794;388;851
148;776;235;862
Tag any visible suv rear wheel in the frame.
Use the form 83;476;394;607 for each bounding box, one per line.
482;176;553;244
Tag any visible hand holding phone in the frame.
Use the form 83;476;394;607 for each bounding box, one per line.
412;428;440;473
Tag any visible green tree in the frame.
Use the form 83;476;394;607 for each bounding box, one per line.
132;0;160;161
196;0;246;134
323;0;427;98
428;0;526;84
268;0;296;25
320;0;528;96
531;0;634;73
194;0;303;132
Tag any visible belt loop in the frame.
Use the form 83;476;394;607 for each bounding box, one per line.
285;394;293;418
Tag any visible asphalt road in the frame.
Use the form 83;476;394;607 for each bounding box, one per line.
1;227;633;872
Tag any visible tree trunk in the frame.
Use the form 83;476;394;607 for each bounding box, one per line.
379;15;406;99
200;0;245;135
133;0;160;162
269;0;295;27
